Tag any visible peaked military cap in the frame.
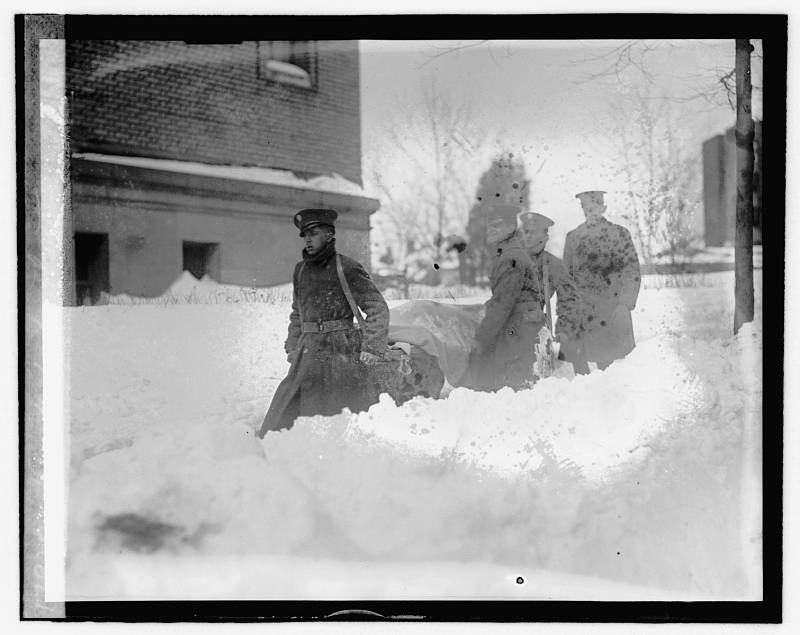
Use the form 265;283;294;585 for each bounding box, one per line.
575;190;607;204
294;208;338;236
519;211;555;229
487;202;521;225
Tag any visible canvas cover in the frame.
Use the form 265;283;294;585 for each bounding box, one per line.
388;300;486;387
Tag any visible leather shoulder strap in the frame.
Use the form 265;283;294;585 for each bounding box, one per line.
335;254;366;330
296;261;307;325
543;255;553;333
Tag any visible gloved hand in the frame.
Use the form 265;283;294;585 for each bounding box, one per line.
360;351;382;366
611;303;631;327
555;332;569;361
556;333;590;375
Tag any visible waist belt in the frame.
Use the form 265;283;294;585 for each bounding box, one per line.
511;301;545;322
301;319;355;333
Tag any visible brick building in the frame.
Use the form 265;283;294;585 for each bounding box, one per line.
66;40;379;304
702;121;763;247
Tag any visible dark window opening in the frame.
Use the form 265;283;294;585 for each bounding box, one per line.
257;40;318;89
183;241;221;281
74;232;110;306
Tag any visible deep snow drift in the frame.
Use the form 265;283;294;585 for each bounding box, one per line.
63;271;762;600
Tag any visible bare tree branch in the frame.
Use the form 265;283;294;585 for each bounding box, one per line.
568;40;655;84
417;40;490;69
569;39;745;113
366;78;493;278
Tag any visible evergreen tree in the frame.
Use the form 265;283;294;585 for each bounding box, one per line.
465;152;530;283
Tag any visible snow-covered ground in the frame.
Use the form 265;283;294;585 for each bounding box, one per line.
63;270;762;601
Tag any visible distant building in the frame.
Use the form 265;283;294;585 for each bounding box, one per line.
702;121;762;247
67;40;379;304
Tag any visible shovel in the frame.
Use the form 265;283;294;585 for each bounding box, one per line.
532;258;575;381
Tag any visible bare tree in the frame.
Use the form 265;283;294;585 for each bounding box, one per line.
367;158;423;281
366;76;491;285
611;85;701;265
418;40;490;68
571;39;762;109
574;39;759;333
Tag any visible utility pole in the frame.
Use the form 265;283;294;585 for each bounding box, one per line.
734;38;755;334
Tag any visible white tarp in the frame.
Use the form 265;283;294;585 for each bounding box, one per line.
388;300;485;386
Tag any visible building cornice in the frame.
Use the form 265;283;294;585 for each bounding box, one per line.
69;157;381;223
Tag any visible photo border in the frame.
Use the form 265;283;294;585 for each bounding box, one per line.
18;11;785;623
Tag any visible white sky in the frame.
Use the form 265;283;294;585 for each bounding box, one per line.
360;39;763;255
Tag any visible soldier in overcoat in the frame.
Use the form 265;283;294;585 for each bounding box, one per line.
467;203;541;391
519;211;589;374
258;208;389;437
562;190;641;369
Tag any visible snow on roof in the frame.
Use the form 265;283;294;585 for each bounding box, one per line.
73;152;372;199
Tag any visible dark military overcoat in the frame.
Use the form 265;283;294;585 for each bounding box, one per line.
563;217;641;366
468;234;542;391
259;241;389;436
528;250;589;373
527;250;585;340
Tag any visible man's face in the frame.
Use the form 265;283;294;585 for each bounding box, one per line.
303;225;332;255
580;198;606;223
486;218;515;244
521;225;549;254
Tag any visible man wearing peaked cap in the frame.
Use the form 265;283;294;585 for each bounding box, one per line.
520;211;554;225
518;212;553;249
563;189;641;369
465;202;540;391
294;208;338;236
519;211;589;374
259;207;390;436
575;190;606;202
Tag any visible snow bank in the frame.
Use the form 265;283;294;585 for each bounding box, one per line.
64;274;762;600
100;270;295;305
248;317;760;594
